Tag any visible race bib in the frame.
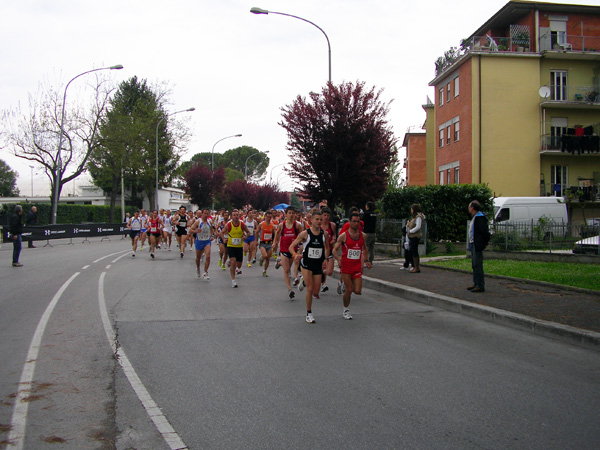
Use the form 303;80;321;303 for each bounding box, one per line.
179;221;186;227
347;249;361;260
307;248;323;259
263;233;272;240
150;227;157;233
231;237;242;245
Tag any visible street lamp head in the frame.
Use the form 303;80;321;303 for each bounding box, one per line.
187;107;196;112
250;7;269;14
235;134;242;137
109;64;124;70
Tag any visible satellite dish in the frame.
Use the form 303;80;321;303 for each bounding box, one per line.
539;86;551;99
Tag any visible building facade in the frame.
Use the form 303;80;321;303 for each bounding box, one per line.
410;1;600;199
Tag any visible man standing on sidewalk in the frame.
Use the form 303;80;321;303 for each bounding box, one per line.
468;200;490;293
26;206;37;248
10;205;24;267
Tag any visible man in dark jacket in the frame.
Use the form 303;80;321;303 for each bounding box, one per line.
468;200;490;292
10;205;24;267
26;206;37;248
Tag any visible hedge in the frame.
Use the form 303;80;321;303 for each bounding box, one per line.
379;184;494;241
0;202;137;225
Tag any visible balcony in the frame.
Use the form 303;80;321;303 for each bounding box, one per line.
540;33;600;53
462;34;533;54
540;123;600;155
540;85;600;108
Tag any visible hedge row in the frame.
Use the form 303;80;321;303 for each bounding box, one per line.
0;203;137;225
379;184;494;241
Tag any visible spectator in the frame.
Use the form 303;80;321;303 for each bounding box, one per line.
407;203;425;273
468;200;491;293
26;206;38;248
10;205;24;267
362;201;377;264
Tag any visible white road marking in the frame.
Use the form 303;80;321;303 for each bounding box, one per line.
8;272;81;450
93;250;130;264
82;265;90;270
106;265;111;269
98;271;188;450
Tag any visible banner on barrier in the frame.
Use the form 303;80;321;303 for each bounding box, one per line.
1;223;128;243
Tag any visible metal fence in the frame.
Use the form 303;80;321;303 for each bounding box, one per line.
489;220;600;254
376;219;427;245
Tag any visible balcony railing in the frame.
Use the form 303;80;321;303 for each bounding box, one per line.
542;85;600;104
540;122;600;154
462;35;533;53
540;32;600;52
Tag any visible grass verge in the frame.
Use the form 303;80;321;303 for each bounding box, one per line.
428;258;600;292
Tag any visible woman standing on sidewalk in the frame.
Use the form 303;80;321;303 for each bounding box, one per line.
407;204;425;273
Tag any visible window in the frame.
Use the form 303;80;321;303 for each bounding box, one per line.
551;165;568;196
446;126;451;145
551;70;567;101
447;83;451;102
447;169;451;184
454;77;459;97
550;20;567;48
550;117;567;149
439;87;444;106
439;129;444;147
454;167;460;184
454;120;460;141
439;170;445;185
497;208;510;222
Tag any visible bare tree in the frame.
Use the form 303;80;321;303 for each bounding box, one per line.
1;74;115;222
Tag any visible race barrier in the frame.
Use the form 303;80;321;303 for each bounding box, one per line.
1;223;128;244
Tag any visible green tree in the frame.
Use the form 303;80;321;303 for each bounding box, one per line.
88;77;189;220
220;146;269;181
0;159;20;197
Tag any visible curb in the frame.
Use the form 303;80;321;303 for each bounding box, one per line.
350;271;600;353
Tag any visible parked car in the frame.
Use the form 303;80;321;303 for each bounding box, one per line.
573;235;600;254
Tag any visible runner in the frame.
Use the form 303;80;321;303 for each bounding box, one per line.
273;206;302;300
320;207;337;293
139;209;149;250
243;209;258;267
147;210;163;259
127;210;142;257
162;210;173;250
289;209;330;323
256;210;275;277
220;209;250;288
332;212;371;320
189;208;214;280
217;210;230;270
172;206;189;258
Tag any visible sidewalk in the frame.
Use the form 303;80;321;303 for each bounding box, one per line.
357;257;600;352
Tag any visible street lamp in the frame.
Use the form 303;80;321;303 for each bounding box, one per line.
29;166;34;197
269;163;286;184
211;134;242;211
155;107;195;210
250;7;332;84
245;151;269;181
52;64;124;224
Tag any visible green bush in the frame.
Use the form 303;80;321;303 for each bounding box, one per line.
490;230;527;251
380;184;493;241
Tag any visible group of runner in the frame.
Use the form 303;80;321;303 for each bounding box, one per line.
126;205;371;324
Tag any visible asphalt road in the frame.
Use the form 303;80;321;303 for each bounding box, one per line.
1;238;600;450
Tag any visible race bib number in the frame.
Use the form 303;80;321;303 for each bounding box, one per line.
231;237;242;245
179;221;186;227
307;248;323;259
263;233;272;240
347;249;361;260
150;227;157;233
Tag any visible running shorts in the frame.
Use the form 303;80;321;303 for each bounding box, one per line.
227;246;244;261
195;239;211;251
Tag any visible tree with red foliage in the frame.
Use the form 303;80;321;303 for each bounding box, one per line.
279;81;397;210
225;180;289;211
185;162;225;208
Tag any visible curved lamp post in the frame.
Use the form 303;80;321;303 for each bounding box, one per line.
250;7;331;84
155;107;195;210
245;151;269;181
269;162;286;184
211;134;242;211
52;64;123;224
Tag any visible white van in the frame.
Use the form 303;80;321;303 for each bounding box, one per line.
493;197;568;224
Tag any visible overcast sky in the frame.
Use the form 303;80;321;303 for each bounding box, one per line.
0;0;584;197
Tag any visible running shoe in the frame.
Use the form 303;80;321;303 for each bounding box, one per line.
259;257;264;267
222;264;226;271
306;313;315;324
343;310;353;320
247;262;252;268
150;253;155;259
236;268;242;275
275;258;281;270
140;245;144;250
203;272;210;281
132;253;135;257
288;289;295;300
263;271;268;277
313;293;320;300
180;252;184;259
232;280;238;288
298;280;305;291
252;258;256;264
293;277;300;287
337;281;343;295
197;269;201;277
320;284;329;293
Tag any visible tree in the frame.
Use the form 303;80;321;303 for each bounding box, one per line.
88;77;189;219
185;162;225;209
221;146;269;181
2;74;114;223
280;81;397;211
0;159;20;197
